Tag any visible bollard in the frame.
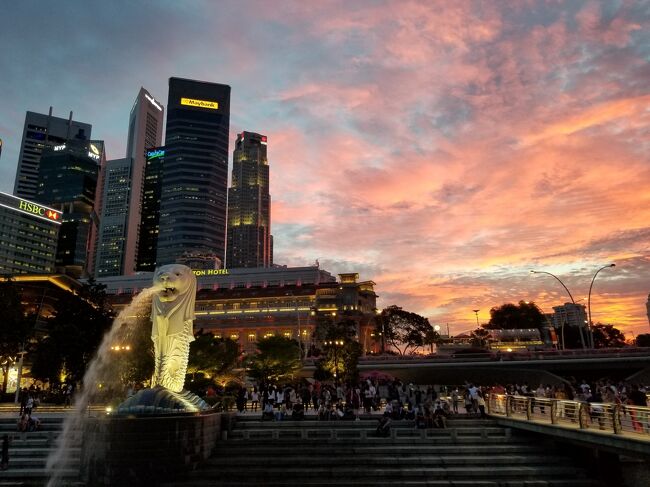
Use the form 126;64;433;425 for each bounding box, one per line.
612;404;622;434
526;398;532;420
550;400;557;425
505;396;513;417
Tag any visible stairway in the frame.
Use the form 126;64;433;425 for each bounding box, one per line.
164;415;601;487
0;415;79;486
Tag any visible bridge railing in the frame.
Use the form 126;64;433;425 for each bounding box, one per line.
487;394;650;438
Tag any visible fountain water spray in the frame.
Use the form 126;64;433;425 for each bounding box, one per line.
46;286;159;486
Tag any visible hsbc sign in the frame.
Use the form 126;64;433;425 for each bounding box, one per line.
0;192;62;225
17;200;62;224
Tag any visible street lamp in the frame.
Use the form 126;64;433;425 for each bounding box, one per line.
325;339;344;385
530;270;585;350
472;309;480;328
587;264;616;349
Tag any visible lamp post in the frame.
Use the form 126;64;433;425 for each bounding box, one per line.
530;270;585;350
587;264;616;349
472;309;480;328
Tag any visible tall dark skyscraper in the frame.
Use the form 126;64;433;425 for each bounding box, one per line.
94;88;164;276
156;77;231;267
136;147;165;271
226;131;272;268
36;139;101;278
14;109;91;200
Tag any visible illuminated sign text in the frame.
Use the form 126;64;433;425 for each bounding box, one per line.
181;98;219;110
14;199;62;224
53;144;66;151
192;269;229;276
144;93;163;111
147;149;165;160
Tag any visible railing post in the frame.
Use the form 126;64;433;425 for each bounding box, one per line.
612;404;622;434
550;400;557;424
578;403;588;429
505;395;512;417
486;394;492;414
526;398;532;420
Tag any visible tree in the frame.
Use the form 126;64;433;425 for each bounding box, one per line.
470;328;490;348
484;301;546;330
591;323;626;348
246;336;302;384
31;279;114;384
423;329;442;353
375;305;434;355
0;278;36;392
188;331;241;387
636;334;650;347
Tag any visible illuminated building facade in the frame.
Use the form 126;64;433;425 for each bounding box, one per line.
13;109;91;200
94;88;164;277
226;131;272;268
647;294;650;327
36;140;102;278
94;158;132;277
156;78;231;267
551;302;588;329
136;147;165;271
124;88;164;273
99;267;378;354
0;192;62;275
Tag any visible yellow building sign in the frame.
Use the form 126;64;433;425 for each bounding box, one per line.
180;97;219;110
192;269;229;276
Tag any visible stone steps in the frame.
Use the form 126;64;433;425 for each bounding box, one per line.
160;417;601;487
164;481;599;487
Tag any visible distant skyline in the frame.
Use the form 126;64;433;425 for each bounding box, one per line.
1;1;649;335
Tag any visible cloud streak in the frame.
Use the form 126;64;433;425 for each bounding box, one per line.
0;1;648;335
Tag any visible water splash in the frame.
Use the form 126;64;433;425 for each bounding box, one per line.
46;286;158;486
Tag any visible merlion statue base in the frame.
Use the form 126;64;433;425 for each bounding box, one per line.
117;386;210;415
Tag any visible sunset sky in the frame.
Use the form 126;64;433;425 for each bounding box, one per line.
1;1;649;336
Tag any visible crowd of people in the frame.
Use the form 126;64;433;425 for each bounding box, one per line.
232;379;469;428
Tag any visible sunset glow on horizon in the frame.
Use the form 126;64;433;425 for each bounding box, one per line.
1;1;648;336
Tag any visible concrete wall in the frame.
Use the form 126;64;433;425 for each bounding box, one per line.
81;411;233;486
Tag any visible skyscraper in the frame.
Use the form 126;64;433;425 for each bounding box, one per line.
136;147;165;271
156;77;231;267
0;192;62;275
94;88;163;276
123;88;164;272
226;131;273;268
94;157;132;277
36;139;101;278
13;109;91;200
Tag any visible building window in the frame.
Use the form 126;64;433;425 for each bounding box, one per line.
230;333;239;340
283;331;292;339
248;333;256;342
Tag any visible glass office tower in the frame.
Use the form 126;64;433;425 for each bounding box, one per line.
156;77;231;267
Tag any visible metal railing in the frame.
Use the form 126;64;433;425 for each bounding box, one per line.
487;394;650;438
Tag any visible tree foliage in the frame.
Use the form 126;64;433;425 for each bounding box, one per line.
246;336;302;384
591;323;626;348
484;301;546;330
375;305;434;355
636;333;650;348
188;331;241;386
31;279;114;384
0;279;35;391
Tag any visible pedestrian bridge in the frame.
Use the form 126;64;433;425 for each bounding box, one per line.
486;393;650;458
305;348;650;384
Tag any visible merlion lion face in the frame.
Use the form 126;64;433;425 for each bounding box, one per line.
153;264;194;303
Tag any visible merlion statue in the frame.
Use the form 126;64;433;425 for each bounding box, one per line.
150;264;197;392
